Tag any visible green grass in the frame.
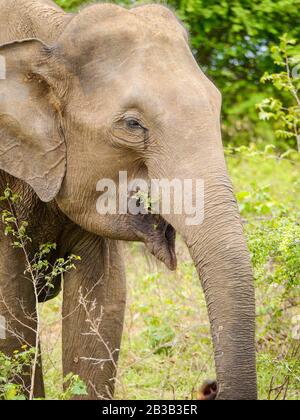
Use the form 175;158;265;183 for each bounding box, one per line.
40;146;300;400
116;243;214;400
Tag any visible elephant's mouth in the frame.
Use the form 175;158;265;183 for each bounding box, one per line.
133;214;177;271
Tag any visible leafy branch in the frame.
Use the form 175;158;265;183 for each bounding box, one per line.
0;187;82;400
257;34;300;152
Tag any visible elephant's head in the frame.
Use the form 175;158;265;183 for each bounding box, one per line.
0;4;257;399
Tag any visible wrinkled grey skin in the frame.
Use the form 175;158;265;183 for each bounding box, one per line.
0;0;257;400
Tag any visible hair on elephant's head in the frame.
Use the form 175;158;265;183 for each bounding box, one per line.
0;4;257;399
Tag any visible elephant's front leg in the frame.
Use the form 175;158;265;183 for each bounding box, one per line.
0;234;44;399
62;230;126;400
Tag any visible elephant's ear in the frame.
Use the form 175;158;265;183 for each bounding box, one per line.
0;39;67;202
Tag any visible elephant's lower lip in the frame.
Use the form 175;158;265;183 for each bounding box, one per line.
144;218;177;271
131;214;177;270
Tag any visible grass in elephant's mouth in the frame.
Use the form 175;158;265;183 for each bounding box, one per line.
40;149;300;400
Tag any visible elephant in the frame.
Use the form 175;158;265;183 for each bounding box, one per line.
0;0;257;400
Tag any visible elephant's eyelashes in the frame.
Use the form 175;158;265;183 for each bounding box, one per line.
111;116;149;151
126;118;144;130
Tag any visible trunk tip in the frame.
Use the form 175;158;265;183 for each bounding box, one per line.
198;380;218;400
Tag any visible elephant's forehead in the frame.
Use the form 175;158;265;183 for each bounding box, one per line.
130;4;189;41
59;3;186;60
74;39;196;102
73;3;185;35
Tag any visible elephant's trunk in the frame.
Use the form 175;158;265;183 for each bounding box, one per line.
157;163;257;399
186;172;256;399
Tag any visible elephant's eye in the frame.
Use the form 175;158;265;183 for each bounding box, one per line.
126;118;144;130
